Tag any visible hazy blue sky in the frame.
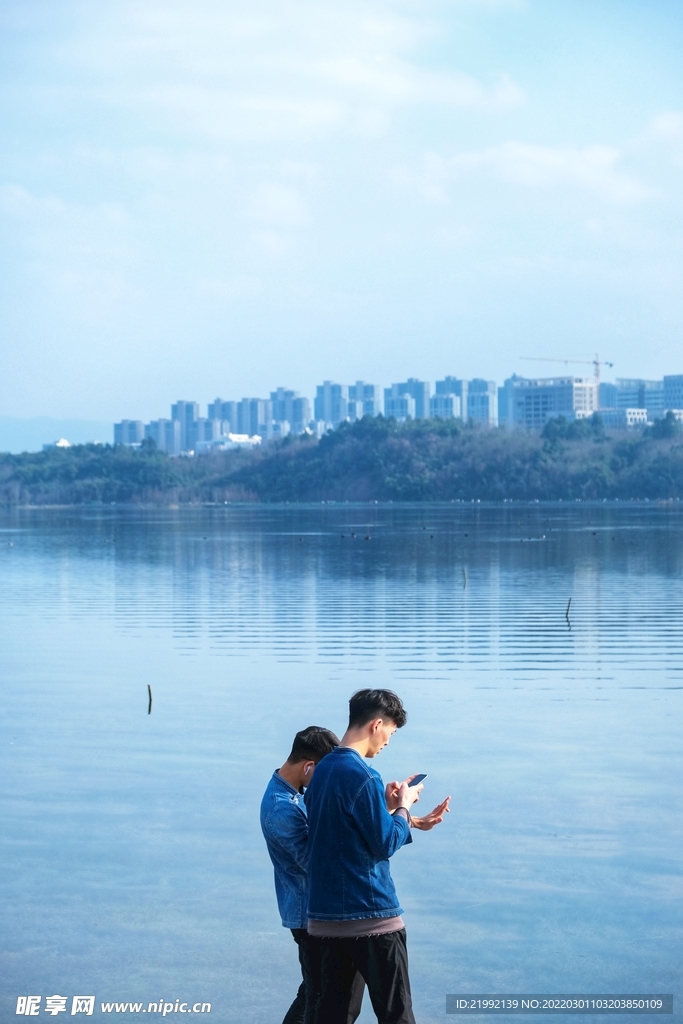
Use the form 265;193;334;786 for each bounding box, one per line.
1;0;682;421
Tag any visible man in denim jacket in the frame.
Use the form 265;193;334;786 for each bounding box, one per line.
260;726;364;1024
305;689;450;1024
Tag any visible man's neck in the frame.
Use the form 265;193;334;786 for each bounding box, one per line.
277;762;303;791
339;729;371;758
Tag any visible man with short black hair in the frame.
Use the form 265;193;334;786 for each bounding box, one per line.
260;726;364;1024
305;689;450;1024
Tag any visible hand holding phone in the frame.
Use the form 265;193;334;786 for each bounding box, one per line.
385;775;427;812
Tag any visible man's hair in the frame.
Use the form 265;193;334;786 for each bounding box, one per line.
348;689;407;729
286;726;340;765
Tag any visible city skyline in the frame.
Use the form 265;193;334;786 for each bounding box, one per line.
1;2;683;422
111;369;683;454
7;362;683;454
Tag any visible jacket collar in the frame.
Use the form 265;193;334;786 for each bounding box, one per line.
272;769;301;798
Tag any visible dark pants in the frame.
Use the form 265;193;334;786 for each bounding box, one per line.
316;928;415;1024
283;929;364;1024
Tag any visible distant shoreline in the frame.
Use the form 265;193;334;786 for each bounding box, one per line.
2;415;683;505
2;498;683;510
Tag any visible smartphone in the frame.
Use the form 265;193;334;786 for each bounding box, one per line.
408;774;428;787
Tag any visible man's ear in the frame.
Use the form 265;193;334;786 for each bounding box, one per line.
303;760;315;776
369;717;383;735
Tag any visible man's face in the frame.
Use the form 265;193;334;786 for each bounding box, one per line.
366;718;397;757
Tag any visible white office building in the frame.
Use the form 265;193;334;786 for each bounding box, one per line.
498;376;598;430
600;408;649;431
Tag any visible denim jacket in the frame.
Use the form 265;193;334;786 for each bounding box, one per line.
260;770;309;929
305;746;412;921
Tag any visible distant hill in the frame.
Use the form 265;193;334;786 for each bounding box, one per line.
0;417;112;454
1;415;683;504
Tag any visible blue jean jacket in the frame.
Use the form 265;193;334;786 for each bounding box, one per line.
305;746;412;921
260;770;309;929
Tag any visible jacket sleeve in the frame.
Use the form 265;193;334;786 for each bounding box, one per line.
351;775;412;860
263;803;309;871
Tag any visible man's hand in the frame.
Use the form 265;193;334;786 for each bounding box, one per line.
396;779;423;810
385;776;421;812
411;796;451;831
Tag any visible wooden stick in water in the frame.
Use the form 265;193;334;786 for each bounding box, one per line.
148;684;152;714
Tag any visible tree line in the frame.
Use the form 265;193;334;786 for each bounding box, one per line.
1;413;683;505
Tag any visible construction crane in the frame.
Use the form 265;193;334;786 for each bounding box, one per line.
520;353;614;389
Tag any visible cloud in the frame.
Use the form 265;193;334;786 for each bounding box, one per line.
250;183;307;227
400;142;649;205
649;112;683;142
646;112;683;167
197;274;263;300
57;0;524;142
0;184;139;314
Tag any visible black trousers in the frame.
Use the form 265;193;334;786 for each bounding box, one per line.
316;928;415;1024
283;929;364;1024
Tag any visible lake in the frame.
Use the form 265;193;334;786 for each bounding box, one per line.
1;504;681;1023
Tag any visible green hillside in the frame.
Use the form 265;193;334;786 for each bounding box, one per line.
2;414;683;504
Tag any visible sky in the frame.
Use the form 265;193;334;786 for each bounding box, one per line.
1;0;683;422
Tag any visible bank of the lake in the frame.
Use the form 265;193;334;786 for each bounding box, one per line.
2;414;683;504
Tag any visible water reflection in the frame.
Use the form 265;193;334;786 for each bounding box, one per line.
0;505;681;1023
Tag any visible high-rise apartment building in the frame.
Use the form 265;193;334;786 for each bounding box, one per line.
208;399;239;433
291;398;310;434
498;375;522;427
467;379;498;427
386;378;430;419
237;398;273;438
383;379;430;421
171;401;200;451
429;394;461;419
348;382;382;418
435;378;468;421
270;388;311;434
114;420;144;445
314;382;349;427
383;391;416;420
144;419;181;455
195;417;225;444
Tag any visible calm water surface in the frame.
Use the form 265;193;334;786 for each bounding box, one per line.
1;505;681;1023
